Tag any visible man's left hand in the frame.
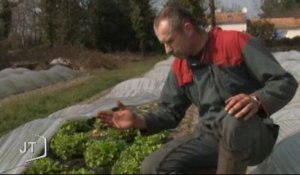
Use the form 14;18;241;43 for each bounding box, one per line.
225;93;260;121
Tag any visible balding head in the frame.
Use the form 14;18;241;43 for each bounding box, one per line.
153;4;208;58
154;4;198;32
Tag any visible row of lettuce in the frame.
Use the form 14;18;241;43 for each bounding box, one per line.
25;103;168;174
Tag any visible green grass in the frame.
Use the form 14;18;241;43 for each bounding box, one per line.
0;55;164;137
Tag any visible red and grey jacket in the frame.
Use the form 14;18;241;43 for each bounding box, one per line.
142;27;298;135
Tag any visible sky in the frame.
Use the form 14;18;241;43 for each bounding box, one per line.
216;0;263;18
151;0;264;19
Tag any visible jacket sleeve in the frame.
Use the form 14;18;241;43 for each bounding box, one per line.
141;69;191;135
242;36;298;117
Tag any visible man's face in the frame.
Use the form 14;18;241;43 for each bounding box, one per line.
154;20;192;58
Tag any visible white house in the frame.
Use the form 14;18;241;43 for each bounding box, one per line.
212;8;247;32
266;18;300;39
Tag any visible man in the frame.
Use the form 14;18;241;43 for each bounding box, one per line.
98;5;298;174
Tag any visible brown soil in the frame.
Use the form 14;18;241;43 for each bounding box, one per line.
169;105;199;139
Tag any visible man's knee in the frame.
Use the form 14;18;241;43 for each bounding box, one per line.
140;135;203;174
221;115;259;152
220;115;277;165
222;114;256;132
140;149;164;174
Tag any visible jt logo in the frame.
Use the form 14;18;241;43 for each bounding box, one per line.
19;134;47;162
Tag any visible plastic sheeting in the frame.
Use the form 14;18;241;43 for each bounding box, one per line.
0;65;81;99
0;51;300;174
253;131;300;174
0;56;174;174
273;50;300;82
0;118;65;173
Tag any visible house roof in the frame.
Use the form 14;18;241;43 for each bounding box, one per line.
252;17;300;29
215;12;246;24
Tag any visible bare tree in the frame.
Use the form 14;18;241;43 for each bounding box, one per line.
9;0;42;48
0;0;12;39
209;0;216;27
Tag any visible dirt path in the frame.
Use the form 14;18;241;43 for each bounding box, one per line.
169;105;199;139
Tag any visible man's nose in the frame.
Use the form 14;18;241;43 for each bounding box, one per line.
164;44;173;55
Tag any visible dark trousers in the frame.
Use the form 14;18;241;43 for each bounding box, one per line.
140;114;279;174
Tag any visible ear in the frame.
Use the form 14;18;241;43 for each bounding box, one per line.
183;22;193;37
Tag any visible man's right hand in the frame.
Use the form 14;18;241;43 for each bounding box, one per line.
97;101;146;130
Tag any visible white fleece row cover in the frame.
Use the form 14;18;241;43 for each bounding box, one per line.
0;65;81;99
0;51;300;174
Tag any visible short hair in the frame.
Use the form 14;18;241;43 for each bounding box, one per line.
154;4;198;32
